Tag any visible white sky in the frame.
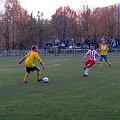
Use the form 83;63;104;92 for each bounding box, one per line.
19;0;120;19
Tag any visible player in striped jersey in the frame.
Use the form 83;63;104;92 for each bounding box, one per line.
81;45;100;77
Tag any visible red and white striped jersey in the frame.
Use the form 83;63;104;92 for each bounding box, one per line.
85;49;99;61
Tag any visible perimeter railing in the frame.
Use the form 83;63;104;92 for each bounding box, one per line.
0;48;120;56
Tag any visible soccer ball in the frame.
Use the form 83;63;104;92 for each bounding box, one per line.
43;77;49;83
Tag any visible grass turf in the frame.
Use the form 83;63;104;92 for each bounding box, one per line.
0;54;120;120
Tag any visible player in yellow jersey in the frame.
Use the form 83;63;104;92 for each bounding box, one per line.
19;45;45;83
98;40;111;68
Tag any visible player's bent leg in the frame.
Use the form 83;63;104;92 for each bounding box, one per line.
35;67;42;82
105;60;111;66
32;66;42;82
104;56;111;66
98;55;103;68
37;69;41;81
83;60;93;77
23;72;29;83
83;65;89;77
83;67;88;77
84;60;95;77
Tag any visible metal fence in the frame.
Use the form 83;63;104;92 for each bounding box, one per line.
0;48;120;56
0;50;30;56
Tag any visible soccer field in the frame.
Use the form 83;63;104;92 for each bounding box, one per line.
0;54;120;120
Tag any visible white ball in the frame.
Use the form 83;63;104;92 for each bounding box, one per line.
43;77;49;83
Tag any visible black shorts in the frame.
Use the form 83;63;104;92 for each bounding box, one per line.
26;66;39;73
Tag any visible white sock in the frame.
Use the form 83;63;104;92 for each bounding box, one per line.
85;68;89;75
84;68;86;74
84;70;86;74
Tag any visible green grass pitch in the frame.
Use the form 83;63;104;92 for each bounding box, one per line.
0;54;120;120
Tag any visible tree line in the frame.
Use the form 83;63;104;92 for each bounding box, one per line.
0;0;120;50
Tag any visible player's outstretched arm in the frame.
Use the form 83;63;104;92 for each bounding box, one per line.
81;55;87;62
96;50;100;57
40;62;45;70
19;56;26;64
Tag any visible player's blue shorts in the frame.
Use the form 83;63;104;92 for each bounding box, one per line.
100;55;108;61
26;66;39;73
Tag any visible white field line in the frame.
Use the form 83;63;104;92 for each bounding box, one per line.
47;59;68;63
0;64;60;70
0;58;68;68
0;65;20;68
47;64;60;68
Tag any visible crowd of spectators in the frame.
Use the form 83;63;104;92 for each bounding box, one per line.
44;36;120;52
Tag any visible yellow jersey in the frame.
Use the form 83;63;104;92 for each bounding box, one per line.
99;44;109;55
25;51;42;67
